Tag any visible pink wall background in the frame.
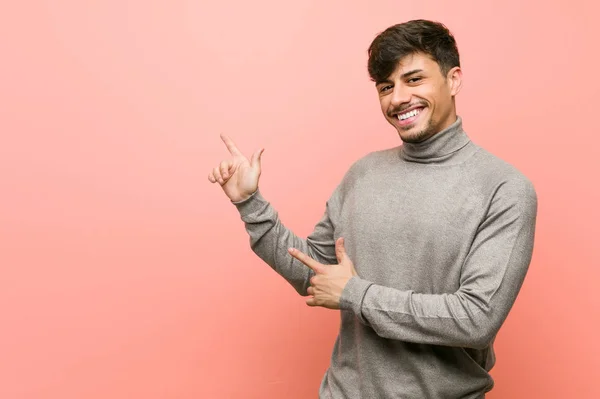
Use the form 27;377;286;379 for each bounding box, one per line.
1;1;598;398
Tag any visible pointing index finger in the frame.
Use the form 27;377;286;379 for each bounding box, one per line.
220;134;243;156
288;248;323;273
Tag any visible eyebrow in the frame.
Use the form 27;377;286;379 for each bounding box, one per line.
376;69;424;86
401;69;424;78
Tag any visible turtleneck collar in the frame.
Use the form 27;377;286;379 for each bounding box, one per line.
400;116;473;164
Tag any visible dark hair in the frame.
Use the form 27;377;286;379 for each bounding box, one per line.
367;19;460;83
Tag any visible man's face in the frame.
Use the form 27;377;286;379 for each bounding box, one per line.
376;52;462;143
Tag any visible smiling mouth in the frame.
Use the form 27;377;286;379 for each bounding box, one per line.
393;106;425;125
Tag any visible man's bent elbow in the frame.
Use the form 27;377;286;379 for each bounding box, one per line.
463;325;497;349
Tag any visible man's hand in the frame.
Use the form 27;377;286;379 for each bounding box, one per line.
208;134;265;203
288;237;357;309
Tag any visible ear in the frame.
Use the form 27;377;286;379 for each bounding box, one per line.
447;66;463;96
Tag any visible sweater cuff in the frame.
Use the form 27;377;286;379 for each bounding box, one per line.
339;276;373;324
231;189;267;217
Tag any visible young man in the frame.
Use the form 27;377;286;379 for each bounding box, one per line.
208;19;537;399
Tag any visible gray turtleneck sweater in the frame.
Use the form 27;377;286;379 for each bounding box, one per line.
232;117;538;399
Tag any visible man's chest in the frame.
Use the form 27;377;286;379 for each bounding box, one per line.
334;172;488;292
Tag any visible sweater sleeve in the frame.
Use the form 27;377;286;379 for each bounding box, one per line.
339;178;538;349
232;189;339;296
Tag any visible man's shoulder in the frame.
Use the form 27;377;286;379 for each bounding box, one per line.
346;146;401;174
469;145;537;202
328;147;400;201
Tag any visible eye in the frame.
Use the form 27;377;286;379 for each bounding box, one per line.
408;77;422;83
380;85;393;93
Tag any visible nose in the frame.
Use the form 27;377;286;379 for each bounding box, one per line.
390;84;411;108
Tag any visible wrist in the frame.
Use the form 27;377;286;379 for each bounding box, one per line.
231;189;258;204
339;277;373;324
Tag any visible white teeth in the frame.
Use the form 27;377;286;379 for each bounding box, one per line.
397;108;421;120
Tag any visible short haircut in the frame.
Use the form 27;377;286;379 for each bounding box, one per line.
367;19;461;84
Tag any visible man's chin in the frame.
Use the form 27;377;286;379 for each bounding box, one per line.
396;119;436;144
398;126;427;144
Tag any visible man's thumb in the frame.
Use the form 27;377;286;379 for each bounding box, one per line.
336;237;347;263
251;148;264;170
